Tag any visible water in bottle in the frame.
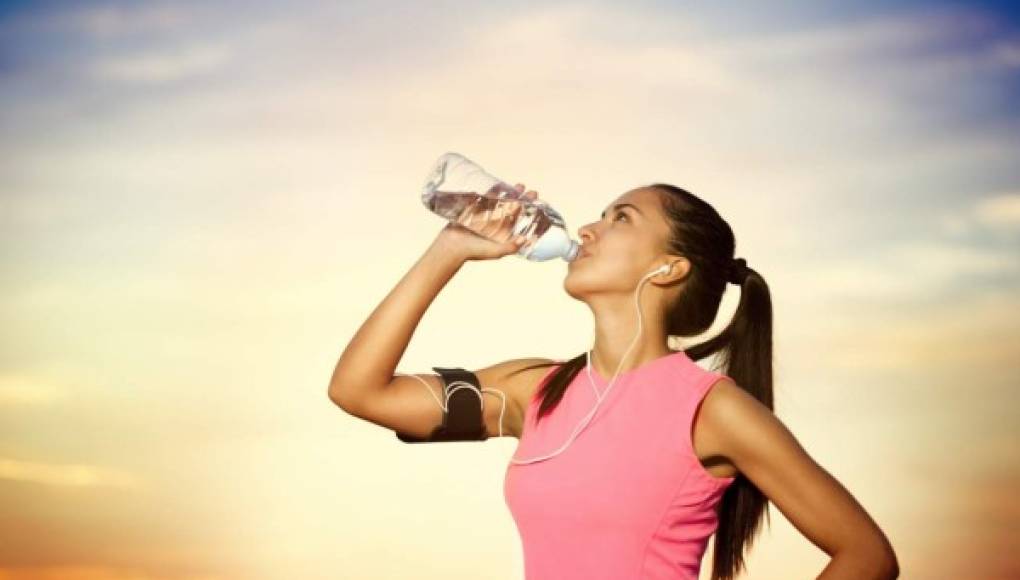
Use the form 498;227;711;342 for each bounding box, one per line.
421;152;580;262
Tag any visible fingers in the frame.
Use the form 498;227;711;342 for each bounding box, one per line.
476;199;512;240
515;183;538;199
471;184;533;248
492;202;511;239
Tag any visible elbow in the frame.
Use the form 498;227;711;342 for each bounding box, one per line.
882;555;900;579
875;537;900;579
832;540;898;580
863;544;900;579
327;383;352;410
875;560;899;580
328;383;369;418
867;557;898;580
862;528;899;579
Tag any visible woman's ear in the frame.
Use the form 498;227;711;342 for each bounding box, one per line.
665;257;690;282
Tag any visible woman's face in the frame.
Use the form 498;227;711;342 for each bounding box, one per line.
564;187;674;300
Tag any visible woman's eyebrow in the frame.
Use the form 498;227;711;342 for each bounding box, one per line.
601;203;644;219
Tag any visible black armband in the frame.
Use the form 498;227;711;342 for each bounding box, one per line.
395;367;489;443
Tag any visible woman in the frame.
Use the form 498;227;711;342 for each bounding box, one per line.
328;182;899;579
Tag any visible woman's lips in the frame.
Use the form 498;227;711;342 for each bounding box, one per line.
569;250;590;265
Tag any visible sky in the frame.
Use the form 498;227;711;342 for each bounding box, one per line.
1;0;1018;578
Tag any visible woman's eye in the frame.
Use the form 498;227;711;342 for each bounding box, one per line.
613;212;628;222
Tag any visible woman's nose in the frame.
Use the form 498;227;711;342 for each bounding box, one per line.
577;222;597;243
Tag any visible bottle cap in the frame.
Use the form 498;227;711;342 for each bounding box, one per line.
525;227;579;262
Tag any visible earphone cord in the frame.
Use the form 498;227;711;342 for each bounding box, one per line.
394;264;664;457
392;374;507;438
507;267;656;464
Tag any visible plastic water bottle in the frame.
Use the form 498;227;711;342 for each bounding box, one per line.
421;152;581;262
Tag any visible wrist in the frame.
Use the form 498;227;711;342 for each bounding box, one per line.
427;233;470;267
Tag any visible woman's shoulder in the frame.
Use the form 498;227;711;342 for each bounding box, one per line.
497;358;561;436
505;357;560;398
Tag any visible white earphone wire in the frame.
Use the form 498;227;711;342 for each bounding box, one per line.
508;263;667;464
395;262;669;457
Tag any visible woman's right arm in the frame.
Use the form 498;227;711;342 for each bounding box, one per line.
327;233;467;410
327;184;545;439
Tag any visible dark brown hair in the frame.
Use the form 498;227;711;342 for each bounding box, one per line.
508;183;773;580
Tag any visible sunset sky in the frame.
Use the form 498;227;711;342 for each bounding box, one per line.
1;1;1018;579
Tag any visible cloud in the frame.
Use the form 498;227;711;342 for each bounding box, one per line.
891;239;1019;279
64;4;195;39
469;4;740;93
974;192;1020;231
819;285;1020;373
0;375;64;407
793;237;1018;306
0;458;138;488
720;8;995;61
936;192;1020;239
90;43;233;84
991;40;1020;68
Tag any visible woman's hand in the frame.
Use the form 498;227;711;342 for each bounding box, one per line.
436;183;540;262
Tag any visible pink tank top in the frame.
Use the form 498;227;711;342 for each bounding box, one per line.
503;350;736;579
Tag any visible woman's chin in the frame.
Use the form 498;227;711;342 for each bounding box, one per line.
563;272;598;301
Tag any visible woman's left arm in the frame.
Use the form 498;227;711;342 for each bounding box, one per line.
703;379;900;579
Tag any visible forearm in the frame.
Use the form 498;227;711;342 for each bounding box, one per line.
328;235;465;406
816;548;899;580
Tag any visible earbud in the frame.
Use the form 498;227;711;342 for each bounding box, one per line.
647;263;671;277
